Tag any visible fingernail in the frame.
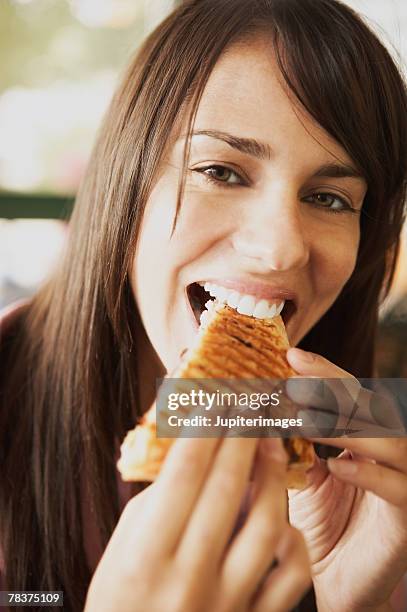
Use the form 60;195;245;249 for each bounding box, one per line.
288;348;316;364
261;438;288;462
327;458;358;475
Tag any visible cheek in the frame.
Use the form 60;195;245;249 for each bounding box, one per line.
292;220;360;345
128;177;179;362
132;180;176;299
313;221;360;302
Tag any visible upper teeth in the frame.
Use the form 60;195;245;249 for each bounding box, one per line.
200;282;285;320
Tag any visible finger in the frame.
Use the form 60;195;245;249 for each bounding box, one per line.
287;348;352;377
251;525;311;612
287;376;369;427
297;407;399;437
114;484;153;538
349;450;376;464
287;378;404;434
286;351;406;431
220;439;288;609
310;437;407;473
286;376;359;414
135;437;221;554
327;457;407;506
176;437;258;568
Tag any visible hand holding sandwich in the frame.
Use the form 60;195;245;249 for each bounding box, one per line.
85;435;310;612
286;348;407;612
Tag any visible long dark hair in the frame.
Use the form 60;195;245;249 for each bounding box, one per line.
1;1;406;609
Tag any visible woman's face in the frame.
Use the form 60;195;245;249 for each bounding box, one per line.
130;38;367;372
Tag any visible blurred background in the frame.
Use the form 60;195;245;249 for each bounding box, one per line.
0;0;406;375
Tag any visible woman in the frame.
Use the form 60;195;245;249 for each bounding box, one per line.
1;0;406;610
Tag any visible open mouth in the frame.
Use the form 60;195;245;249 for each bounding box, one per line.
186;282;297;328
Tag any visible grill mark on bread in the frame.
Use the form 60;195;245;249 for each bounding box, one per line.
231;334;253;348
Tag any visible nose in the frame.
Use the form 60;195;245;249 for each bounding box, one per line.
231;194;310;272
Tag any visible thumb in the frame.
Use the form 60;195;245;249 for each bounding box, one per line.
288;448;352;502
288;452;329;498
287;454;329;538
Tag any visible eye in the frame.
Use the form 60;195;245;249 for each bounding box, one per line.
193;164;246;187
303;192;356;214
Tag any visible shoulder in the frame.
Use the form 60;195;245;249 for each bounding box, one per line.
0;299;31;341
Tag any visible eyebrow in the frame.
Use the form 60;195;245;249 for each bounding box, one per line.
187;129;364;180
189;129;273;161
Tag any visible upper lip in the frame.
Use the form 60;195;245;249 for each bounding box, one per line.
196;278;298;306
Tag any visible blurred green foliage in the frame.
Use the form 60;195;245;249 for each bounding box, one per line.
0;0;144;93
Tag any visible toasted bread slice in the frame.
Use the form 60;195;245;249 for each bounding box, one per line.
117;302;315;488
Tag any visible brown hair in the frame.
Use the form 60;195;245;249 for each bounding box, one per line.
1;0;406;609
